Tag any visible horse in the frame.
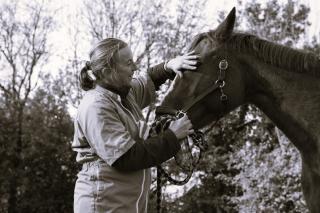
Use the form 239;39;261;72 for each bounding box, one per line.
156;7;320;212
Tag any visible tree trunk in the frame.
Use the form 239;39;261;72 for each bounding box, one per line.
8;107;23;213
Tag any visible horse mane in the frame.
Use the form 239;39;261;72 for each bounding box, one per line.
226;32;320;77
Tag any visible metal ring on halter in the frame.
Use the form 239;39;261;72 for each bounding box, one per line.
215;79;225;88
176;110;186;119
219;59;228;70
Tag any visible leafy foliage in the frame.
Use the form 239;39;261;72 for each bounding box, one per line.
0;72;77;212
237;0;310;46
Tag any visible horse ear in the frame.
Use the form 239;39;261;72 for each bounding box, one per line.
214;7;236;41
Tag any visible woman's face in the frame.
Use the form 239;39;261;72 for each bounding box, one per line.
113;46;137;88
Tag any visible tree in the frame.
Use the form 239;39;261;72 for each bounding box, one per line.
238;0;310;46
0;1;54;212
19;73;76;212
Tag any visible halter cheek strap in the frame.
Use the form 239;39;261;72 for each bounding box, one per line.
181;58;229;112
217;59;228;101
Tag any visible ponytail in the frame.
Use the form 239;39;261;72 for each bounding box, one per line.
79;61;95;91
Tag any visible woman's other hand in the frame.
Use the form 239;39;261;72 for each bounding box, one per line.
166;51;199;77
168;114;194;140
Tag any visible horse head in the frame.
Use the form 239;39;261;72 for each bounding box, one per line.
158;8;246;129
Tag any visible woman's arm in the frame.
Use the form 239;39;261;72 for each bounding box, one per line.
112;114;193;172
112;129;180;172
148;62;175;90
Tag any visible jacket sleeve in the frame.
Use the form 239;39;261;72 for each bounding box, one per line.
112;129;180;172
147;62;176;90
130;73;156;109
80;99;139;166
130;63;175;109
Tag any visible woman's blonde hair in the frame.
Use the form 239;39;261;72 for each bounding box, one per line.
79;38;128;91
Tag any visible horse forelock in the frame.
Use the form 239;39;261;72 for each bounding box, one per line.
226;32;320;77
160;33;214;109
188;33;207;51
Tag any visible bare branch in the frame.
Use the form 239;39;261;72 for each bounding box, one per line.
203;120;220;135
135;42;153;65
0;82;11;96
0;0;52;107
235;120;259;131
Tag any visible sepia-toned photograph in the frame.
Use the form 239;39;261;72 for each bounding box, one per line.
0;0;319;212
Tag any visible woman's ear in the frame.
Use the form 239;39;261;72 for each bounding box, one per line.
102;67;116;75
95;68;108;80
102;66;119;83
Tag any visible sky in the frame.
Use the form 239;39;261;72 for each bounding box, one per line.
43;0;320;84
49;0;320;72
1;0;319;79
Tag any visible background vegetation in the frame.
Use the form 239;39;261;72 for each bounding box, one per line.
0;0;319;212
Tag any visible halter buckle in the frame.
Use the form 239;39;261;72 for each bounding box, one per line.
220;94;228;101
219;59;228;70
176;110;186;119
215;79;225;88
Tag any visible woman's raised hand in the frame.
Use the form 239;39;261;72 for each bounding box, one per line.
166;51;199;77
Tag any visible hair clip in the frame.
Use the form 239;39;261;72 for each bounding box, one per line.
85;61;91;70
87;70;97;81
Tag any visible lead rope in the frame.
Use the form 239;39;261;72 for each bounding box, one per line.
156;167;162;213
151;112;207;213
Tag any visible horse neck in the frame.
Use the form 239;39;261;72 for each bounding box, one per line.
242;54;320;158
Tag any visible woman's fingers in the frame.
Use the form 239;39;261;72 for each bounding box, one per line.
181;53;200;71
180;57;198;70
184;55;200;59
175;70;183;78
188;129;195;135
186;50;195;55
184;60;198;65
181;114;193;128
186;119;193;135
182;64;197;70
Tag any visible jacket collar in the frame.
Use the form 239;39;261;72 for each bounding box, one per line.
95;85;122;101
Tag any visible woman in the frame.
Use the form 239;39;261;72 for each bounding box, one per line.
72;38;199;213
